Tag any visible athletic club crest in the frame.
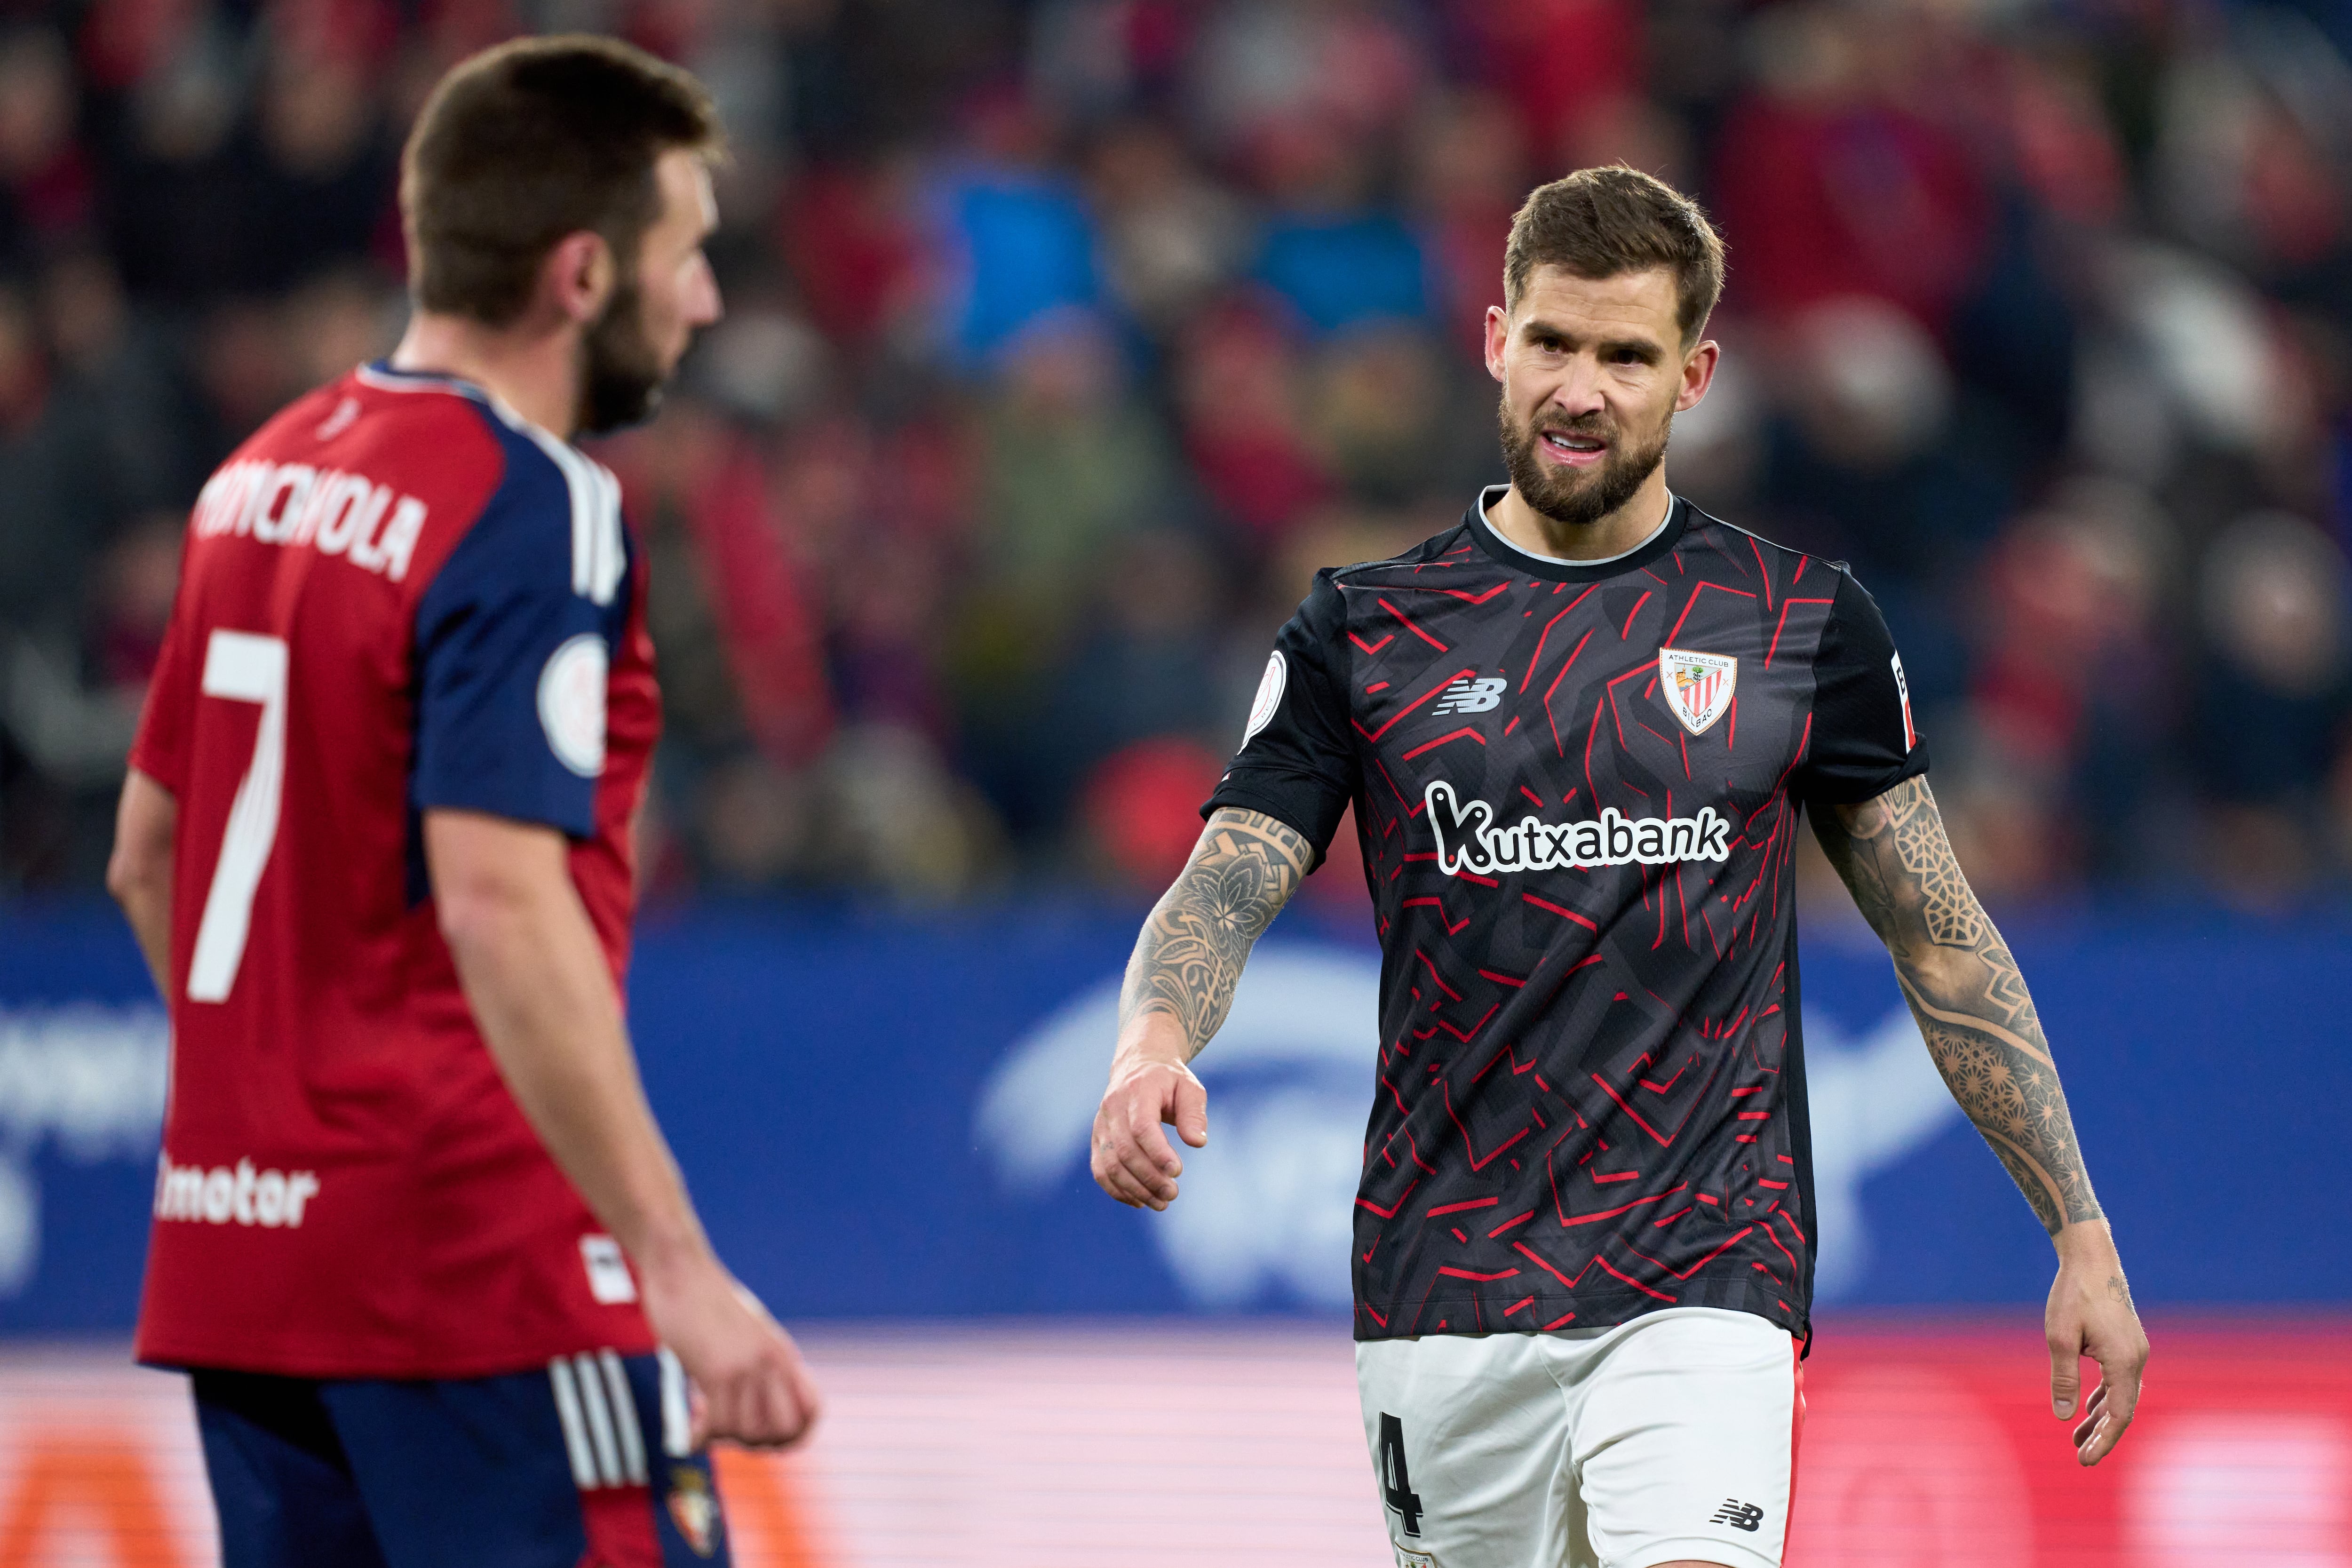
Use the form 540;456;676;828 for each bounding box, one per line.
1658;647;1737;736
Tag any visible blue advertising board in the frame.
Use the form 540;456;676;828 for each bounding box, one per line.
0;897;2343;1334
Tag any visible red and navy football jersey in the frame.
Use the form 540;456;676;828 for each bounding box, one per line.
129;362;661;1379
1208;489;1928;1345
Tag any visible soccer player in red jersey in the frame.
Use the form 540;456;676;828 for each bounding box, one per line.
105;37;815;1567
1093;168;2149;1568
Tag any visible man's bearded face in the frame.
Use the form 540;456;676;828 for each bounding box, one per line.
1495;390;1671;533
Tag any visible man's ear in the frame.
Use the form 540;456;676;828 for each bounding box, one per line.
1675;339;1720;414
1484;304;1510;385
540;231;615;327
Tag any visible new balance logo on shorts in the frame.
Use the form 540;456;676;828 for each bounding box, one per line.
1710;1498;1765;1532
1428;676;1504;715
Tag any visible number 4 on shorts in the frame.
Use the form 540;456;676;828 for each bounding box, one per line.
1377;1412;1423;1537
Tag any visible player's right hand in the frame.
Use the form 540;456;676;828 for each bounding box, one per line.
1091;1040;1208;1211
642;1254;822;1450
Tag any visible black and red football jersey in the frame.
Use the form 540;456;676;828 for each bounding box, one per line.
1207;487;1928;1345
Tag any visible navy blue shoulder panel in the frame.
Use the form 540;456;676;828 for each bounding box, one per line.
409;404;627;839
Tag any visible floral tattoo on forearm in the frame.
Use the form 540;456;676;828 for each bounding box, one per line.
1812;777;2102;1236
1120;809;1313;1059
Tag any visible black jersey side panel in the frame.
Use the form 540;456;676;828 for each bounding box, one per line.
1779;912;1819;1348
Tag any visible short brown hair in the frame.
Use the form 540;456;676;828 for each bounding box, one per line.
401;35;723;326
1503;167;1726;345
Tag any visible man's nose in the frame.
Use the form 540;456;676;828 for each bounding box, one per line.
1547;355;1608;420
685;254;722;328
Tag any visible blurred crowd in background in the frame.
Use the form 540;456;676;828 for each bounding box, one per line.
2;0;2350;915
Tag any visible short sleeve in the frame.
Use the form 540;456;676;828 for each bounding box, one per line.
409;460;619;838
1793;568;1931;804
1202;571;1360;867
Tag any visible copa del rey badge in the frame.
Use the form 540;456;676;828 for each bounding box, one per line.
1241;651;1287;746
1659;647;1737;736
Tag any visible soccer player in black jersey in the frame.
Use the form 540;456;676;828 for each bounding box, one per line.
1091;168;2148;1568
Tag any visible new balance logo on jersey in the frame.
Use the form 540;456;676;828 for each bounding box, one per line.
1424;779;1732;878
1429;676;1506;716
189;459;430;582
153;1153;319;1228
1710;1499;1764;1532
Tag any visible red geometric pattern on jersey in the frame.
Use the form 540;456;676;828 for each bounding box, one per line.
128;369;661;1379
1217;499;1921;1346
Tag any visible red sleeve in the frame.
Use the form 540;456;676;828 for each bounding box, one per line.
128;578;200;795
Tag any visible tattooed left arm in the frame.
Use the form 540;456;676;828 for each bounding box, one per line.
1812;777;2094;1234
1813;777;2149;1465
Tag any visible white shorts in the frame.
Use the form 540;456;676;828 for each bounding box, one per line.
1355;1307;1803;1568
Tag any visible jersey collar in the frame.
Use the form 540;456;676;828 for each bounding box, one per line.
356;359;495;404
358;360;591;454
1463;484;1689;583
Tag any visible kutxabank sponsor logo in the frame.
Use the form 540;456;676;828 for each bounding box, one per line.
1423;779;1731;878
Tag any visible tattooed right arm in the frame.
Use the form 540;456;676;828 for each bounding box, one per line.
1093;809;1313;1210
1119;808;1315;1059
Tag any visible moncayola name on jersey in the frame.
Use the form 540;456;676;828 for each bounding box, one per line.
190;457;432;582
1424;779;1732;877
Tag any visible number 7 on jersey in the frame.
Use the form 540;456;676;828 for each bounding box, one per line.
187;630;290;1003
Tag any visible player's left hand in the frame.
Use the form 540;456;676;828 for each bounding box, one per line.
2045;1219;2149;1466
642;1251;823;1451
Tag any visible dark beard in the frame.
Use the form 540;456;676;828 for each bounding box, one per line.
1496;394;1670;531
576;278;670;435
